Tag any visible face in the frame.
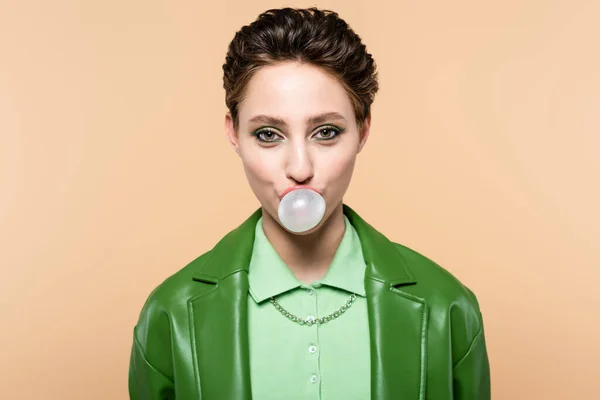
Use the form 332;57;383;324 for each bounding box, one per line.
225;61;370;234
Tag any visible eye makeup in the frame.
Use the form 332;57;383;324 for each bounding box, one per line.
250;125;346;143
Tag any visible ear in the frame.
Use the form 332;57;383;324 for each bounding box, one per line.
357;113;371;154
224;112;240;156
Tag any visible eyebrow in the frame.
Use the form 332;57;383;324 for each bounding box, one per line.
248;112;347;128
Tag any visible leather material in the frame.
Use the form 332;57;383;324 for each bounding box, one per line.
129;204;491;399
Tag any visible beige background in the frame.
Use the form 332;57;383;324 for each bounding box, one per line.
1;0;599;398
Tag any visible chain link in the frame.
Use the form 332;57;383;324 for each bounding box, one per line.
269;293;357;326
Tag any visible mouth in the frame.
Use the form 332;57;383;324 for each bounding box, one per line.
279;185;322;199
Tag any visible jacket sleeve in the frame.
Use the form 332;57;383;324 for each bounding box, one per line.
452;323;491;399
128;290;176;400
451;287;491;400
129;328;175;400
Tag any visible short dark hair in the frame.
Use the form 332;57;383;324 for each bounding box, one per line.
222;7;379;130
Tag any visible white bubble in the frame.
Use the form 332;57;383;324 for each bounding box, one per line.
278;188;326;233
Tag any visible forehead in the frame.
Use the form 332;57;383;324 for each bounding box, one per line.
238;62;354;124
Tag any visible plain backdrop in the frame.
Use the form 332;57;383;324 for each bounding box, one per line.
1;0;599;399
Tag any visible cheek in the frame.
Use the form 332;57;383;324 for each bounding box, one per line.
321;151;357;185
241;150;276;186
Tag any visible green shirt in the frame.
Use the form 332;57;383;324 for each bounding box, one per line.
247;215;371;399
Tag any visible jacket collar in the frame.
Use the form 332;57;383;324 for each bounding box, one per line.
193;204;417;287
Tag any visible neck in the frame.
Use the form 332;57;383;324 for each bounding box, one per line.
260;202;346;284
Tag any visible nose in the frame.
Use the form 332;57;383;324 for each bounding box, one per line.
284;140;314;184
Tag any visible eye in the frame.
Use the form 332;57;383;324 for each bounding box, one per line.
254;128;283;143
314;126;343;141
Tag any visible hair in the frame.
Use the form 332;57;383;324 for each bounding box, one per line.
222;7;379;130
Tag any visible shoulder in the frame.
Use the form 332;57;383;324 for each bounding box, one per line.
392;242;485;361
393;242;478;298
134;249;214;330
392;241;483;327
130;249;217;381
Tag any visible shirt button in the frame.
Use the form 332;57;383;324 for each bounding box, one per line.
307;289;314;295
309;345;317;354
310;374;318;383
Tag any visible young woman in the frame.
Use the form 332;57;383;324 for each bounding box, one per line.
129;7;491;400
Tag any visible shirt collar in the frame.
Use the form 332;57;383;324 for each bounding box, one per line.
248;215;367;304
318;216;367;297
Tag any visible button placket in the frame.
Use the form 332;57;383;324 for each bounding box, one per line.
307;286;321;391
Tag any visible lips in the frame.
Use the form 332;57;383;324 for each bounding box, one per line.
279;185;322;199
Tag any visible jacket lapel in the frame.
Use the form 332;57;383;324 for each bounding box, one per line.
189;208;261;399
344;204;428;400
188;205;428;400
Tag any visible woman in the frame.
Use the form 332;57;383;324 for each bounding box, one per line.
129;7;491;400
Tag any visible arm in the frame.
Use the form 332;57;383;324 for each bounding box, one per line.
129;327;175;400
128;291;176;400
452;324;491;399
451;285;491;400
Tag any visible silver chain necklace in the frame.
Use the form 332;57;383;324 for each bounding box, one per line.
269;293;357;326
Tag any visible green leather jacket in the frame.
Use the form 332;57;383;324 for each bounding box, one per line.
129;204;491;399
